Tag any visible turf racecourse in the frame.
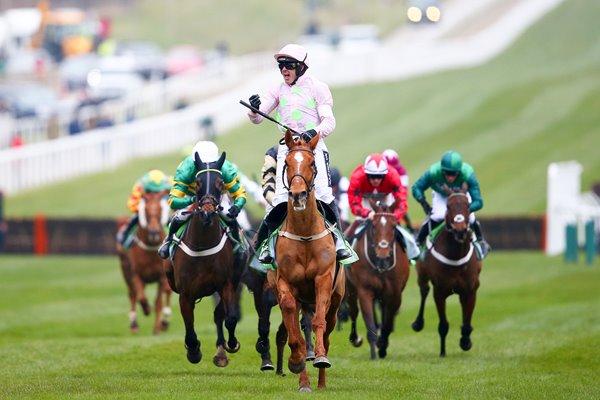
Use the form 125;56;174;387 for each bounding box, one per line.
0;252;598;399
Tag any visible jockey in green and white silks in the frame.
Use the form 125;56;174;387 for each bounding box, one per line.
412;151;491;256
158;141;247;259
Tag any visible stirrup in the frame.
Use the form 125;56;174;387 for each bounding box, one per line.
158;240;170;259
258;248;273;264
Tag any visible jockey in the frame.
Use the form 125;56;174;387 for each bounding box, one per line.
158;141;247;259
412;150;491;256
346;153;419;259
382;148;416;232
246;43;351;264
116;169;171;249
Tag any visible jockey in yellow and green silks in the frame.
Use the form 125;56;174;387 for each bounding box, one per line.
158;141;247;259
117;169;172;247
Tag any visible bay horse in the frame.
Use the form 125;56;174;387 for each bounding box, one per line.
346;198;410;360
117;190;172;334
267;130;345;392
164;151;247;367
411;185;482;356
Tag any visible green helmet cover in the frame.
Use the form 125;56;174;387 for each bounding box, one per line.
440;151;463;172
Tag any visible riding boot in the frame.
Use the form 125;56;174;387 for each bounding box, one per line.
158;217;184;259
416;219;443;247
255;218;274;264
470;220;491;256
117;215;139;246
326;201;352;261
257;203;287;264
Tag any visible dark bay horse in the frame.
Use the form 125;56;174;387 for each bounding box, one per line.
267;130;345;392
411;186;482;356
164;152;247;367
117;190;172;334
346;198;410;360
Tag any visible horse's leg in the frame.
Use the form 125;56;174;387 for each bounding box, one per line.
220;281;241;354
160;276;172;331
276;278;305;374
119;253;138;333
318;277;344;390
459;291;477;351
179;295;201;363
212;296;229;367
433;288;450;357
275;320;288;376
346;280;363;347
301;307;315;361
163;260;178;293
152;280;164;335
377;291;401;359
411;271;430;332
356;287;378;360
132;273;150;316
253;283;275;371
312;272;334;367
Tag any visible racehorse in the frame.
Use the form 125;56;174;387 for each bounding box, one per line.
411;184;482;356
164;152;247;367
243;265;316;374
267;130;345;392
117;191;172;335
346;198;410;359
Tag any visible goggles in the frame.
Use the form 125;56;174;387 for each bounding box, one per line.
367;174;385;181
442;170;459;177
277;60;300;71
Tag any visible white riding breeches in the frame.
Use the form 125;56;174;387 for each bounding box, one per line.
431;191;476;223
272;140;334;208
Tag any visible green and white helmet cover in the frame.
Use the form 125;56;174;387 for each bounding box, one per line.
440;151;463;172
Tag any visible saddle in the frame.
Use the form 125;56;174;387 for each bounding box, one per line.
423;224;486;261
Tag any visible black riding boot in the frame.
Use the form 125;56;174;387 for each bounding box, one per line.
470;220;491;255
256;218;274;264
326;201;352;261
117;215;139;245
416;219;442;247
257;203;287;264
158;217;184;259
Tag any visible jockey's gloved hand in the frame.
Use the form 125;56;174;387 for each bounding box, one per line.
300;129;317;143
227;205;240;219
418;198;432;215
249;94;261;111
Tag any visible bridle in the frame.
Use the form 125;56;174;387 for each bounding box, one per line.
364;211;398;272
191;167;223;224
282;147;317;195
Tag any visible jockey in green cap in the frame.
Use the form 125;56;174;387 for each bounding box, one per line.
412;151;491;257
158;141;247;259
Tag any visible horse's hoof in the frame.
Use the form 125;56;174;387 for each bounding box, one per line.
288;359;305;374
378;348;387;359
160;320;170;331
460;337;472;351
213;355;229;368
411;320;424;332
260;360;275;371
312;355;331;369
306;350;316;361
225;341;240;354
186;344;202;364
299;386;312;393
350;335;363;348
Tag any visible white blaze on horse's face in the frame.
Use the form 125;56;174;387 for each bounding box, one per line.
453;214;465;224
290;151;307;211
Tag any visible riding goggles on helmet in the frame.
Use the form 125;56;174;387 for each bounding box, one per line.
367;174;385;181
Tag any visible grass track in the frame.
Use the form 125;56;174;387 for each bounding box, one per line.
1;252;599;399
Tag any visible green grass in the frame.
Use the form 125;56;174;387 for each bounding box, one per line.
6;0;599;220
1;252;599;398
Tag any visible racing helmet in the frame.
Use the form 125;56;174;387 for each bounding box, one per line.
142;169;168;192
192;141;219;163
440;151;463;173
382;149;399;167
273;43;309;67
364;153;388;176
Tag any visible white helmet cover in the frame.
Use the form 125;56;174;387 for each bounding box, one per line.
364;153;389;175
274;44;309;67
192;141;219;163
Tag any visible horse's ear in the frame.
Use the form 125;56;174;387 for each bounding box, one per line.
194;152;202;169
308;131;320;150
217;151;226;169
368;197;378;211
284;130;294;148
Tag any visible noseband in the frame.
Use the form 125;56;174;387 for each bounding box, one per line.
193;168;222;220
365;212;398;272
282;148;317;195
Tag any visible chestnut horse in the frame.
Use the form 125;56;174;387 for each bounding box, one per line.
117;190;172;334
346;198;410;359
267;130;345;392
411;186;482;356
164;152;247;367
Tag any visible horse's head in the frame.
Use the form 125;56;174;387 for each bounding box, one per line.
368;198;400;269
138;190;170;245
193;151;226;225
444;183;470;243
283;130;318;211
